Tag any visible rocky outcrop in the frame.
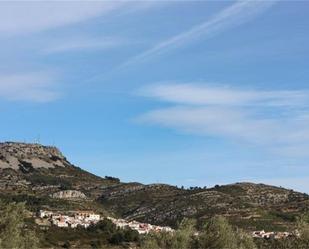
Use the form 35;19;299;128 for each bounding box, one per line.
0;142;68;170
51;190;87;199
0;142;118;200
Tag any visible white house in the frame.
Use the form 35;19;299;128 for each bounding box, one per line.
39;210;53;219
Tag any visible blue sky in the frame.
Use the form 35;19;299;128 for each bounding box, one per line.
1;1;309;192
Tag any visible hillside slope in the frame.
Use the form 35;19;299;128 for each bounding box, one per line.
99;182;309;230
0;142;308;231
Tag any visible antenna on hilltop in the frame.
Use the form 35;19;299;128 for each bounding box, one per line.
34;134;41;144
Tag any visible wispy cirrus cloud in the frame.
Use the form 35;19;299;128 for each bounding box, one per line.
122;0;277;67
137;83;309;158
0;1;127;36
0;1;171;105
42;36;130;54
0;1;126;103
139;83;309;107
0;72;60;102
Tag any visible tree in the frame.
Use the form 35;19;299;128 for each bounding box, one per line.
171;218;196;249
141;219;196;249
0;201;39;249
235;228;257;249
197;216;256;249
198;216;238;249
296;215;309;248
141;233;162;249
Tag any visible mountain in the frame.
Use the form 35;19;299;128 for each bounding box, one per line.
0;141;308;231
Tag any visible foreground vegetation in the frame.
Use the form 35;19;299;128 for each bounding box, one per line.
141;215;309;249
0;201;39;249
2;200;309;249
142;217;256;249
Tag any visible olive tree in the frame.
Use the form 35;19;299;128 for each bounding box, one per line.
197;216;256;249
0;201;39;249
142;218;196;249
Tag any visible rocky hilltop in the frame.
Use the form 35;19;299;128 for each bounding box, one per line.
0;142;68;170
0;141;308;231
0;142;119;201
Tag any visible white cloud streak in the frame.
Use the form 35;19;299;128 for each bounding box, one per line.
122;0;276;67
42;37;128;54
137;83;309;158
0;72;60;102
0;1;127;36
140;83;309;107
0;1;165;102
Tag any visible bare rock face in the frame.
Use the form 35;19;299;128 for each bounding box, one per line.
51;190;87;199
0;142;115;199
0;142;68;170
